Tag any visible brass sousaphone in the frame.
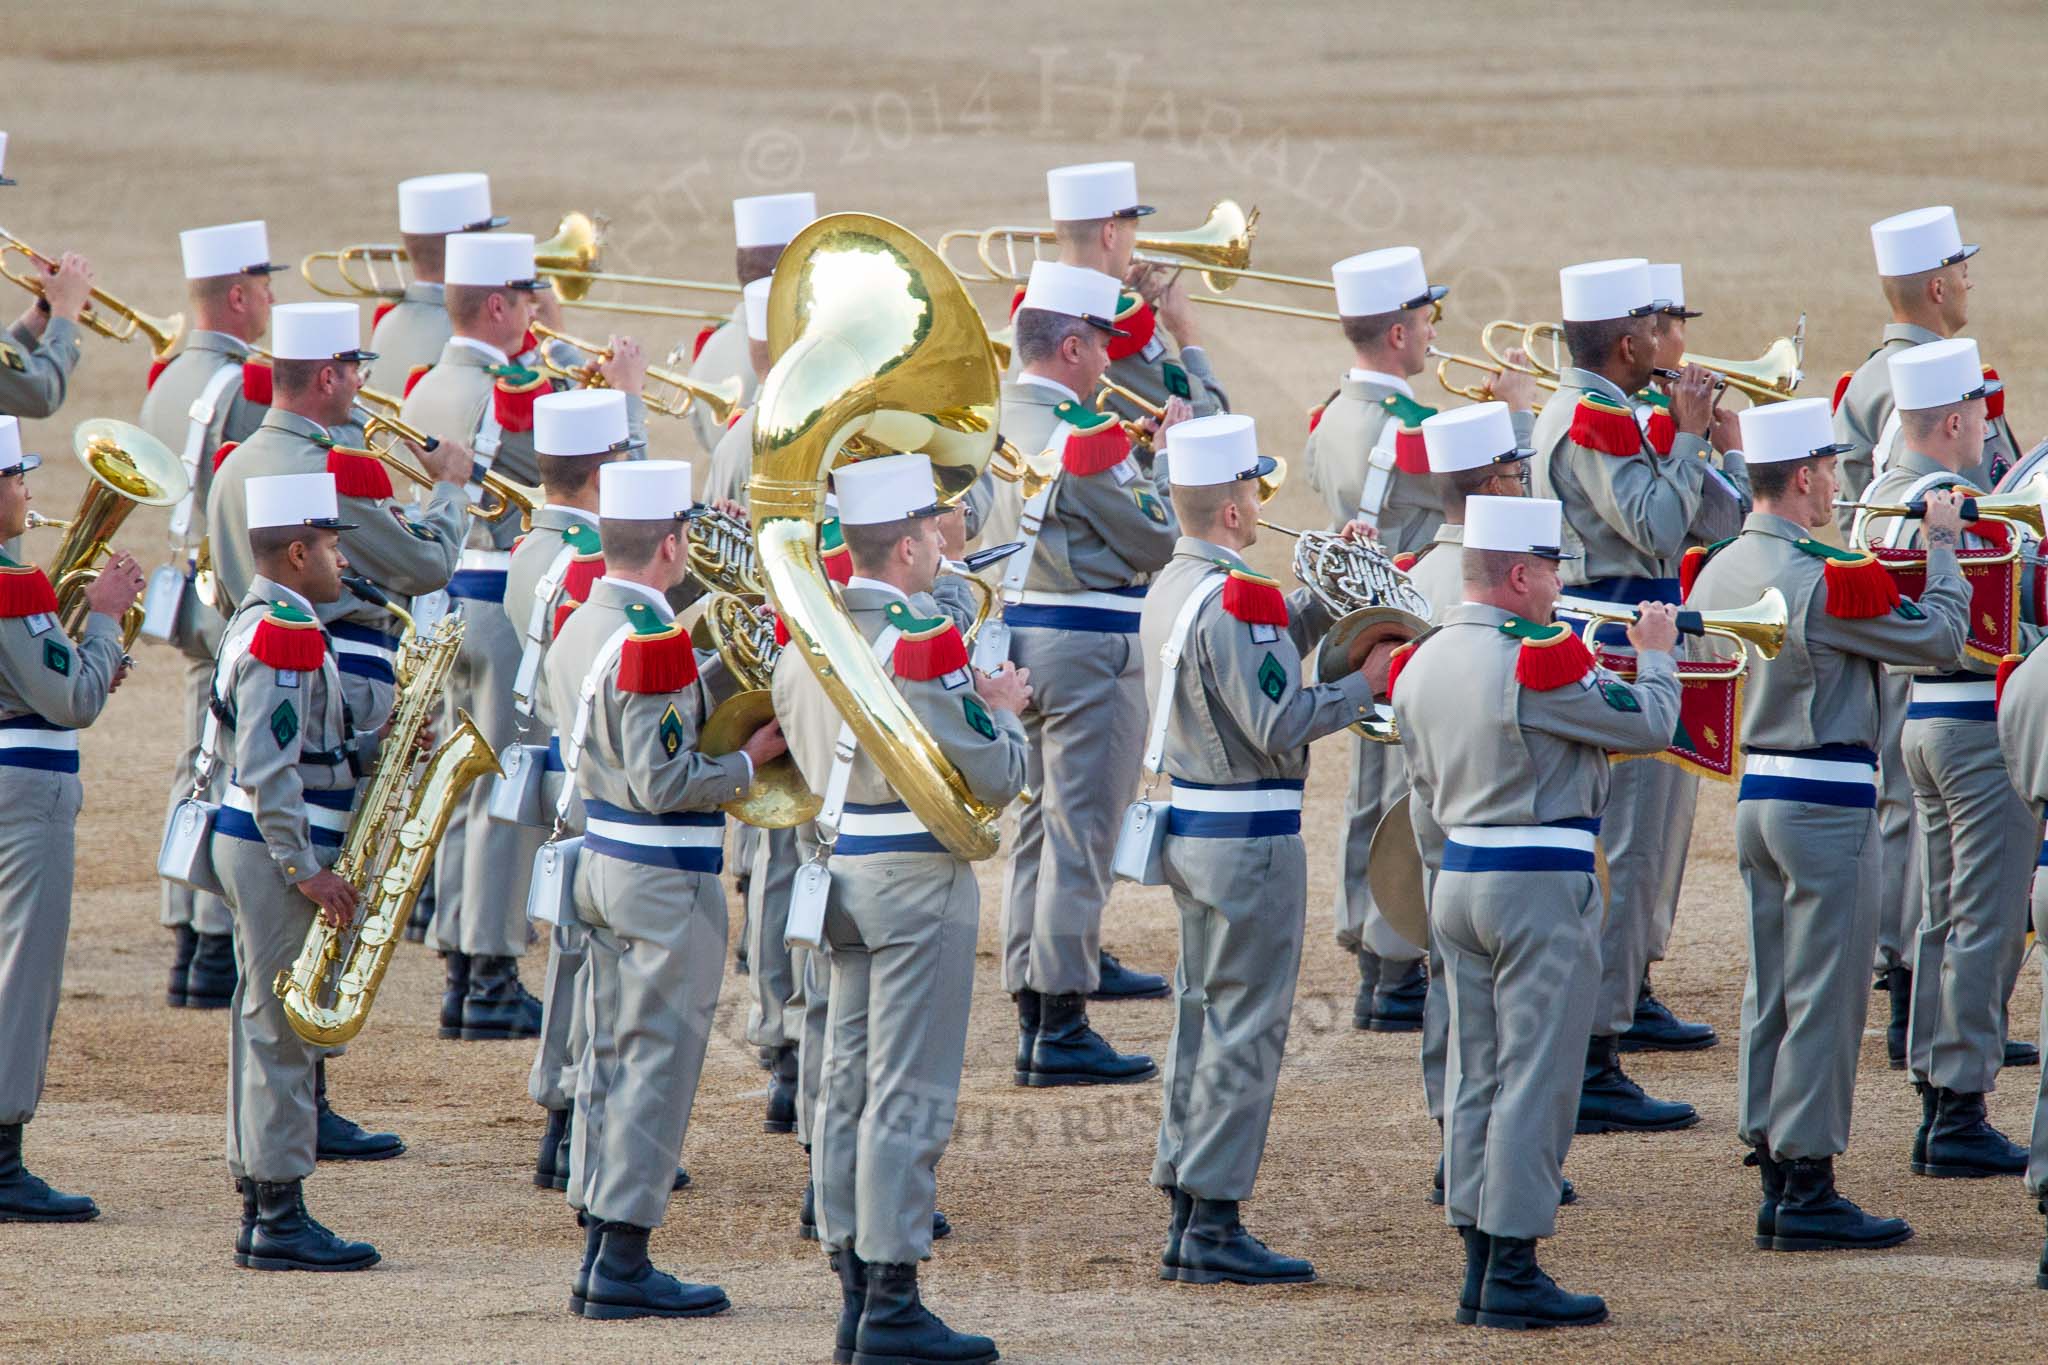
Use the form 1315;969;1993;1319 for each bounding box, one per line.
30;419;191;648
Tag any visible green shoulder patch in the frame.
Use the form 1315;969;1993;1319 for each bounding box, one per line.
1162;360;1192;400
1600;680;1641;713
1792;537;1871;564
0;340;25;373
659;702;684;759
1051;398;1116;433
1634;386;1672;411
624;600;672;636
562;522;603;556
1133;489;1168;525
486;361;543;387
1498;616;1574;644
1380;392;1438;427
269;699;299;748
962;693;997;741
1257;651;1287;703
1895;599;1926;620
883;599;951;636
41;638;68;675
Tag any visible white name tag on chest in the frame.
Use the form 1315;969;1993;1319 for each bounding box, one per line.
1110;457;1139;486
24;613;56;638
1250;622;1279;645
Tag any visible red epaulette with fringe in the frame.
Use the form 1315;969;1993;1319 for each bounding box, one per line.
551;600;581;639
820;518;853;585
1997;651;2025;710
0;563;58;618
327;447;395;500
726;406;748;430
403;363;431;397
1984;366;2006;422
691;324;717;361
1645;410;1677;457
1391;552;1419;573
562;552;605;605
1501;618;1594;691
1567;393;1642;457
1679;545;1710;599
211;440;239;472
1060;420;1132;476
1386;637;1420;697
248;602;326;670
1831;371;1853;414
1105;294;1156;362
493;368;550;433
886;602;968;681
773;614;791;648
617;609;699;693
146;357;170;391
373;300;396;329
242;360;273;406
1221;566;1289;627
1792;539;1899;619
1007;285;1026;320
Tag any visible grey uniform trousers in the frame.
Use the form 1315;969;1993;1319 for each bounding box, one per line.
1152;832;1307;1202
215;834;321;1183
527;919;588;1112
1437;865;1601;1241
1735;798;1880;1159
566;851;727;1229
1000;625;1145;996
430;599;538;960
2025;876;2048;1199
1339;738;1422;962
796;940;828;1148
1646;772;1700;964
745;824;804;1051
814;851;978;1265
1874;675;1922;970
0;770;82;1125
163;651;233;933
1902;715;2035;1094
1595;755;1690;1035
1422;932;1449;1121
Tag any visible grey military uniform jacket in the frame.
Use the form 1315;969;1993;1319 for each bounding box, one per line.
0;317;79;419
1303;374;1439;553
687;308;759;458
1833;322;2016;522
1997;645;2048;804
0;557;120;745
1404;522;1464;620
363;284;451;395
964;378;1069;550
1011;395;1178;596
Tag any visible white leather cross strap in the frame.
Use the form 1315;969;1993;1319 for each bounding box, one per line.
512;540;580;718
813;627;902;849
170;360;246;541
1141;573;1229;777
553;624;636;828
1354;421;1399;529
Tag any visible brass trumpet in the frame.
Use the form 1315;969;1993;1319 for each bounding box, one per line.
0;227;185;358
357;411;541;527
1483;316;1806;405
1837;475;2048;540
1091;378;1286;502
532;322;743;425
1428;345;1558;405
1551;588;1789;679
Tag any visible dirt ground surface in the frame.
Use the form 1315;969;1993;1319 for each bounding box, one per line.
6;1;2048;1360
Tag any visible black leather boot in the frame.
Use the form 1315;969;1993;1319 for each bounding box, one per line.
1367;957;1428;1033
1885;966;1911;1069
233;1178;259;1266
314;1060;404;1161
1455;1225;1489;1325
1352;948;1382;1030
166;924;198;1007
800;1173;818;1240
854;1260;998;1365
674;1165;690;1190
765;1045;798;1134
567;1210;603;1315
460;954;542;1040
578;1222;729;1319
184;931;237;1010
1175;1198;1315;1285
2038;1198;2048;1291
1159;1186;1193;1281
1771;1155;1912;1251
438;951;470;1039
2006;1038;2040;1068
1012;989;1040;1086
1910;1081;1936;1173
535;1107;569;1190
1475;1235;1606;1329
1921;1088;2028;1177
0;1122;96;1223
244;1180;378;1271
1576;1034;1698;1134
1745;1147;1782;1249
1618;973;1717;1052
830;1248;867;1364
1024;992;1156;1086
1091;948;1168;1001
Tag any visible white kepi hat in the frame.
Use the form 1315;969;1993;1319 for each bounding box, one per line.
1870;206;1977;278
835;452;945;525
1020;260;1127;335
1888;336;1998;411
1736;397;1854;464
733;192;817;249
270;301;375;362
180;220;279;280
1332;246;1446;318
1421;402;1532;474
1166;413;1279;488
600;459;701;521
1559;258;1656;323
743;277;773;343
1465;495;1574;560
1648;263;1700;318
1046;161;1153;222
445;232;542;290
535;389;634;457
0;132;15;187
247;471;354;530
398;173;504;235
0;416;41;475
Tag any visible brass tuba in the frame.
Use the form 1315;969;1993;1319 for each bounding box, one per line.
34;419;191;648
750;213;1007;860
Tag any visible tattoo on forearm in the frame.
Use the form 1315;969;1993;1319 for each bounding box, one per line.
1927;526;1958;549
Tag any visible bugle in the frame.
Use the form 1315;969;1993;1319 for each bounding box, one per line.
0;227;185;358
1836;475;2048;540
531;322;743;424
1551;588;1789;678
356;410;541;527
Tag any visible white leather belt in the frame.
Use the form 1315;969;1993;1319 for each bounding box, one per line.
459;548;512;572
838;807;931;836
583;815;725;849
1007;587;1146;614
1743;753;1878;788
224;784;352;834
0;728;79;753
1445;824;1597;853
1908;679;1994;703
1167;783;1304;813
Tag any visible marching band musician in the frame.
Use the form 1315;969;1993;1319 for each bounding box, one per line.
1991;632;2048;1289
502;389;630;1195
1856;337;2037;1179
0;133;94;422
401;231;648;1046
0;416;137;1224
362;172;508;395
1039;161;1227;419
700;277;772;507
1393;495;1681;1330
546;458;781;1322
141;218;281;1013
1687;397;1969;1252
772;453;1029;1365
994;258;1185;1088
686;193;814;458
1529;256;1719;1136
1142;413;1391;1287
211;470;388;1270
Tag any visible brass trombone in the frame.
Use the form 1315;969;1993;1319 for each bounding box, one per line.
1482;315;1806;405
1551;588;1790;679
531;322;743;424
0;227;186;359
1428;345;1557;405
356;410;541;527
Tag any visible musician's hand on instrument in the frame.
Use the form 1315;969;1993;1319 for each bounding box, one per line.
411;433;473;486
712;497;746;522
1922;488;1966;542
1355;638;1403;699
109;657;133;694
42;252;95;322
598;335;647;397
1629;601;1681;654
1152;270;1201;347
1486;350;1538;411
1338;518;1378;543
296;869;359;928
977;661;1032;715
1670;363;1717;438
84;551;144;618
1152;396;1195;437
740;719;788;767
1709;405;1741;456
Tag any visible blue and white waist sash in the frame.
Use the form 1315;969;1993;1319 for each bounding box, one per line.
1004;584;1148;635
835;800;947;856
1906;670;1996;723
329;621;403;684
1166;778;1305;838
1736;744;1878;809
449;548;511;603
0;716;79;773
1442;817;1601;873
582;796;725;872
216;782;356;847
